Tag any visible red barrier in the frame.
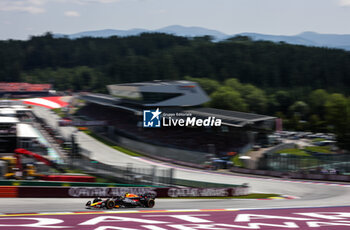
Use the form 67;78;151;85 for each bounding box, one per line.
40;175;96;182
0;186;18;198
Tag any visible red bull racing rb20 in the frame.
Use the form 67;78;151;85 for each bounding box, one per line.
85;192;156;209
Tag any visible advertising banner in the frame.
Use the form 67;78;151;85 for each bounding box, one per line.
17;186;249;198
58;120;107;126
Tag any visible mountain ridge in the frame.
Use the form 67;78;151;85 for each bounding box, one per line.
54;25;350;50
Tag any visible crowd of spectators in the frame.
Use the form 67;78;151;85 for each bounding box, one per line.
0;82;53;98
0;83;51;92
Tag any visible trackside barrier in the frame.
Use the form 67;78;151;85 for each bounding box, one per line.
16;186;250;198
69;156;174;186
39;175;96;182
0;179;245;189
0;186;18;198
174;178;244;188
231;167;350;182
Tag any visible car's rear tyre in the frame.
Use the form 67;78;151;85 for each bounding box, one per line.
146;199;155;208
106;200;115;209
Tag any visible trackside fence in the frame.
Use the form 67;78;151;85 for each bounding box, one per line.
230;166;350;182
68;155;174;186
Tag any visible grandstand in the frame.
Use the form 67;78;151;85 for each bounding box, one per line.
0;101;46;155
107;80;210;107
79;81;276;165
0;82;53;98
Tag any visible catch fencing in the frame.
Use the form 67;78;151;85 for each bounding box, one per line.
68;154;174;186
259;152;350;174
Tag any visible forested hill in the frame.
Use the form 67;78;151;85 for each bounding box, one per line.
1;32;349;149
1;32;350;94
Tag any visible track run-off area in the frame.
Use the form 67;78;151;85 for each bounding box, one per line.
1;206;350;229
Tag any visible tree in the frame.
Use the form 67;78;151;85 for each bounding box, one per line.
287;114;303;131
308;89;329;118
1;32;350;96
274;90;293;114
224;78;243;91
240;84;268;114
289;101;309;118
308;114;324;132
210;87;247;111
325;93;350;151
185;76;221;95
1;32;350;131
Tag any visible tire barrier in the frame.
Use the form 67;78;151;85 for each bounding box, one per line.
14;186;249;198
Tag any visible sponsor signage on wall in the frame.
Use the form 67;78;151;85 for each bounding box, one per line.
17;186;249;198
58;120;107;126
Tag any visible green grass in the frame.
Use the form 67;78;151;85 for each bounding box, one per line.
94;177;115;183
111;145;141;157
83;130;141;157
159;193;280;199
311;138;326;143
304;146;332;154
64;168;86;174
275;148;311;156
239;193;280;199
232;154;244;167
174;178;241;188
52;108;65;117
76;99;86;104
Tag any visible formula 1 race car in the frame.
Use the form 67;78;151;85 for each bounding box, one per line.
85;193;156;209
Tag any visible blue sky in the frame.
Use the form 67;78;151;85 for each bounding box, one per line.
1;0;350;40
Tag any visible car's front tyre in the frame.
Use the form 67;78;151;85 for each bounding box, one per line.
145;199;155;208
106;200;116;209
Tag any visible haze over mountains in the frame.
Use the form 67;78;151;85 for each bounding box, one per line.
55;25;350;51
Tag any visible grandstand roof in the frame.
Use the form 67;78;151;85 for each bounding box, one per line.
0;108;16;116
107;80;209;107
0;100;23;108
81;93;276;128
185;108;275;127
17;123;39;138
80;93;140;113
115;80;193;87
0;116;19;124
